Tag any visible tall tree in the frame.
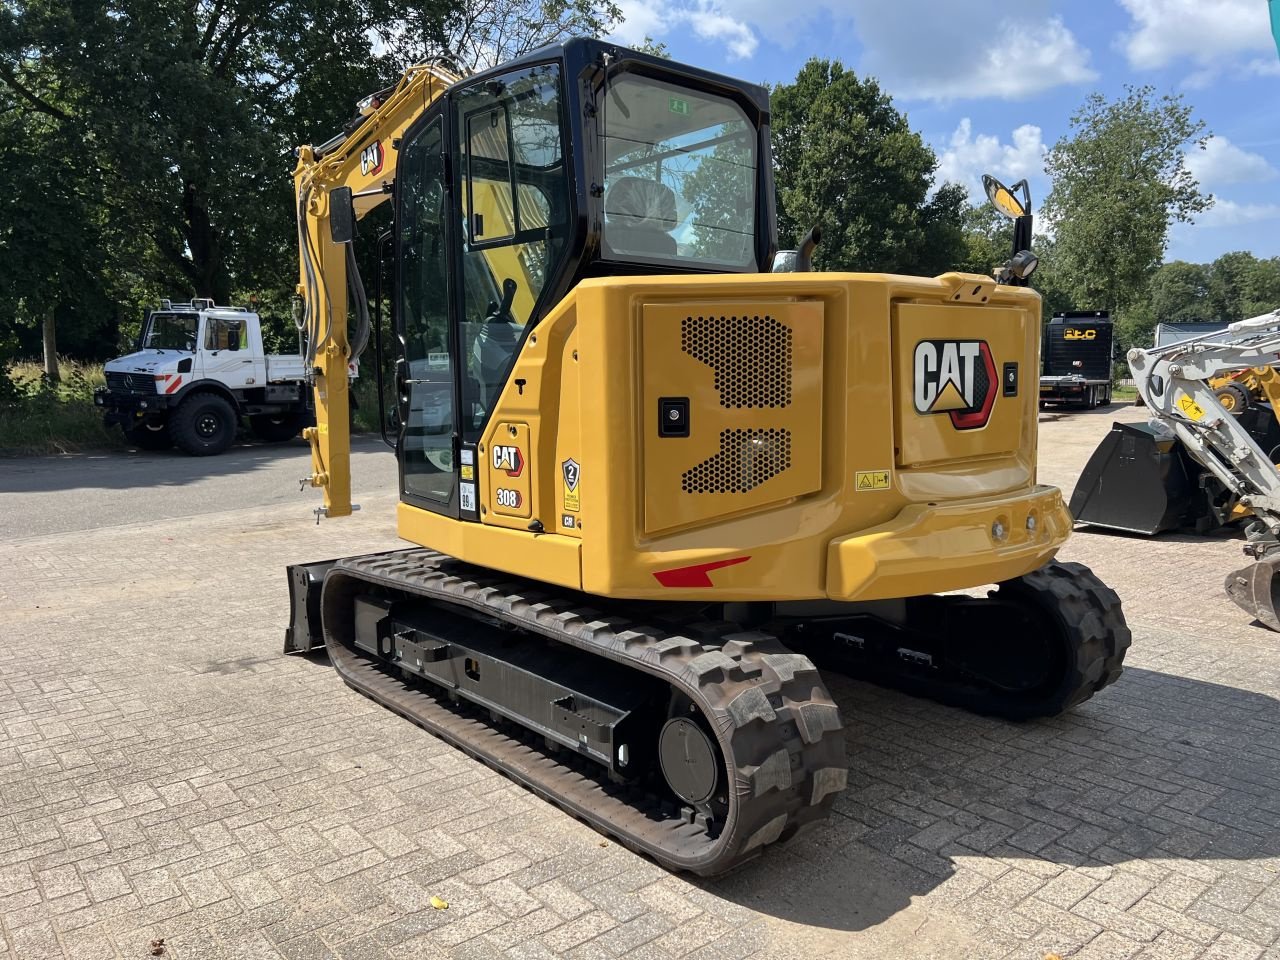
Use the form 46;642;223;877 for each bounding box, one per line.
1206;251;1280;321
770;59;965;275
1041;85;1210;347
1150;260;1211;322
0;0;624;368
956;201;1015;278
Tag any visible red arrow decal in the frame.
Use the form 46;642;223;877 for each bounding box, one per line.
653;556;751;588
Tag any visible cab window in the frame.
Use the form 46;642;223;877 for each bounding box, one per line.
600;74;757;268
204;317;242;351
454;63;569;440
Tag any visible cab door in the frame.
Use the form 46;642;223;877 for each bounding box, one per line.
197;314;258;387
396;112;462;515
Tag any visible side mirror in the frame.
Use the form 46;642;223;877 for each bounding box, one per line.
226;321;242;350
982;174;1029;220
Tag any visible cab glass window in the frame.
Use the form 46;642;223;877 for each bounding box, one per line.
600;74;757;268
455;63;569;440
204;317;242;351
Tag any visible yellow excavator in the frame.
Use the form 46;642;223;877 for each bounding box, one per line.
283;40;1130;876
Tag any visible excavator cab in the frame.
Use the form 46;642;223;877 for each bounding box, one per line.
392;40;773;514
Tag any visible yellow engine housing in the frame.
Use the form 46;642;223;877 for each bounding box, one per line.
397;271;1072;602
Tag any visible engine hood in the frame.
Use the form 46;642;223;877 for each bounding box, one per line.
105;350;187;374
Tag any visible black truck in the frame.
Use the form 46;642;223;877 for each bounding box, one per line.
1039;311;1114;408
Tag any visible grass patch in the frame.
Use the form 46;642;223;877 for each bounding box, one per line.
1112;384;1137;400
1;360;124;456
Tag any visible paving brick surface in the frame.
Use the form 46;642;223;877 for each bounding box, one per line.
2;407;1280;958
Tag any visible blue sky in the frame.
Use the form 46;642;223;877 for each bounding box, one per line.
610;0;1280;265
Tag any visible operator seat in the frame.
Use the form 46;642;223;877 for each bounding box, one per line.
605;177;678;256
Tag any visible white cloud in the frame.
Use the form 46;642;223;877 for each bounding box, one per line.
614;0;1097;99
612;0;756;58
1185;136;1278;188
1118;0;1274;73
610;0;669;46
1197;199;1280;228
1246;57;1280;78
858;10;1096;101
935;119;1047;201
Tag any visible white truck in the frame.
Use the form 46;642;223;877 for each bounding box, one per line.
95;299;348;456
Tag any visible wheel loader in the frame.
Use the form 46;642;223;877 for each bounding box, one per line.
282;41;1130;876
1070;310;1280;629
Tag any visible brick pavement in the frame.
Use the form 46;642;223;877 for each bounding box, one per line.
1;409;1280;959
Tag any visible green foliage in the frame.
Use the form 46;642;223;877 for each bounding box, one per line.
956;202;1014;277
1147;252;1280;327
1206;251;1280;320
770;59;965;274
0;360;121;454
0;0;623;384
1041;85;1211;315
1150;260;1212;322
1113;300;1158;355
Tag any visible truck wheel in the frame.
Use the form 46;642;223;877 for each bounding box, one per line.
124;421;173;451
250;413;305;443
172;393;238;456
1097;386;1112;408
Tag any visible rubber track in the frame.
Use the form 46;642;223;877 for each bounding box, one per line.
838;559;1131;720
320;549;848;876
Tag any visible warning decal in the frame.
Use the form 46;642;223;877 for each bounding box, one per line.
561;459;581;512
855;470;891;491
1176;392;1206;422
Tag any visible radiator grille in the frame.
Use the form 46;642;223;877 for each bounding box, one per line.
105;372;157;395
681;314;792;408
682;429;792;494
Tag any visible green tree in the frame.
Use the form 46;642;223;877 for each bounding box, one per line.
770;59;965;274
1150;260;1211;322
0;0;623;374
1041;85;1210;349
956;201;1014;277
1206;251;1280;321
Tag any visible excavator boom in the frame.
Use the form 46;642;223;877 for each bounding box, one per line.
293;63;459;517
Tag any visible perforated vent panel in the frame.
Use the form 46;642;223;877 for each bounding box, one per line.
681;315;793;408
682;429;793;494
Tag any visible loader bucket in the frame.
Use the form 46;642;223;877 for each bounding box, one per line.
1224;557;1280;632
1069;421;1205;535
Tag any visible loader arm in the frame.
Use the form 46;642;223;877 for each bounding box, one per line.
1128;308;1280;533
294;63;460;518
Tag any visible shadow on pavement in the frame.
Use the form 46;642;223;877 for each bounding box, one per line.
0;435;391;495
287;628;1280;938
706;663;1280;935
1039;403;1142;423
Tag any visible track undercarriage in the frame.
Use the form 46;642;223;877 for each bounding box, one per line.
285;550;1129;876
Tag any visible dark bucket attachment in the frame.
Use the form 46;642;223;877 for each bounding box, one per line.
284;559;338;654
1224;557;1280;632
1239;403;1280;460
1069;421;1209;535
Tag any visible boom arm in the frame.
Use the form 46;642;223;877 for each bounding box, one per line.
1129;308;1280;534
294;63;459;518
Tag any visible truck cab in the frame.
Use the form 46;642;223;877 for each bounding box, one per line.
96;299;323;455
